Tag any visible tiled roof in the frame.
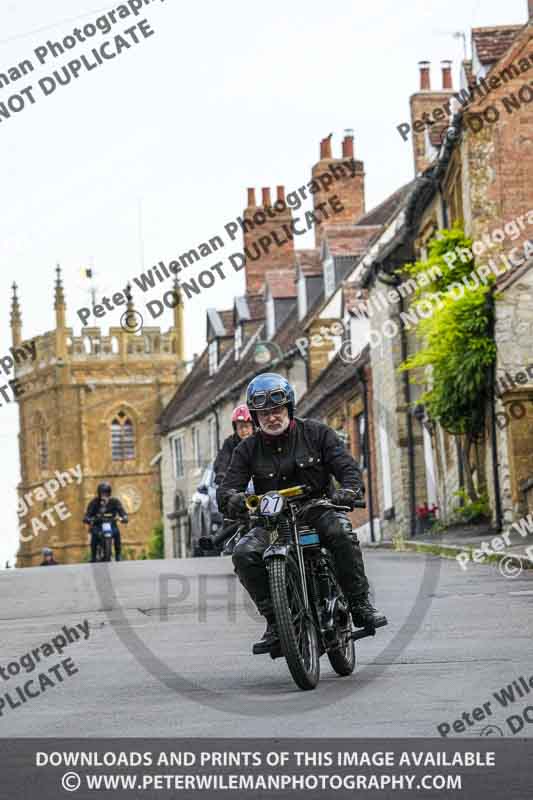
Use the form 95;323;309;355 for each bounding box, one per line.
297;346;370;418
355;180;416;227
265;270;297;298
472;25;521;66
295;249;321;276
322;225;381;257
428;122;448;148
160;297;305;432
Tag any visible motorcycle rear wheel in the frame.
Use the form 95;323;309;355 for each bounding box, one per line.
268;556;320;691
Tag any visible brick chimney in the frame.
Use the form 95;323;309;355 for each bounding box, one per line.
409;60;455;175
242;186;295;295
311;130;365;245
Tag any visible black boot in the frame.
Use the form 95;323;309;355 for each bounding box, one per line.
350;598;387;630
252;614;279;655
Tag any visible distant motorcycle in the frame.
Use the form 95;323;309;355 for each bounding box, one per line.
88;511;125;562
240;485;386;691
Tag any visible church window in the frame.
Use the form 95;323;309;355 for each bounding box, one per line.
111;411;136;460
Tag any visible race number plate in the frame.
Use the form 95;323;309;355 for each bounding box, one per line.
102;522;113;534
259;492;284;516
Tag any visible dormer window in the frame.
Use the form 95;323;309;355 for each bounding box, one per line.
234;324;243;360
297;273;307;319
208;340;218;375
266;296;275;339
324;256;335;299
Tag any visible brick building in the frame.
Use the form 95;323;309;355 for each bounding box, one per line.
13;270;185;566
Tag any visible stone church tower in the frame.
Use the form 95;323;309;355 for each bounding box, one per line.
14;269;185;567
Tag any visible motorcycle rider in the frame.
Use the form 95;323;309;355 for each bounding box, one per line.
83;482;128;562
213;404;254;486
40;547;58;566
218;373;386;654
200;404;254;555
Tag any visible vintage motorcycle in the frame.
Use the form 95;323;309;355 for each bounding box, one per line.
241;485;386;691
88;511;121;562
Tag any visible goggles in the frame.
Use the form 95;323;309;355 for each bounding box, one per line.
249;388;289;410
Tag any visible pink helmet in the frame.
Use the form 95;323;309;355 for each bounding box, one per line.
231;404;252;429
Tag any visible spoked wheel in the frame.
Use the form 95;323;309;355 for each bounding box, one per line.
267;556;320;690
327;597;356;676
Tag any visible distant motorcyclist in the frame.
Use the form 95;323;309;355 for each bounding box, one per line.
40;547;58;566
83;482;128;562
213;404;254;487
218;373;386;654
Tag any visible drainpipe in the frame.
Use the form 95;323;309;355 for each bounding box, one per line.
399;294;417;538
488;289;503;532
378;271;417;538
357;366;376;543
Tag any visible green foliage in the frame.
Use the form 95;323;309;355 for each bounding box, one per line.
398;225;497;437
147;521;165;560
452;489;491;524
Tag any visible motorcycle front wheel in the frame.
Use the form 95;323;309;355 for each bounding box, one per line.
103;537;113;562
267;556;320;691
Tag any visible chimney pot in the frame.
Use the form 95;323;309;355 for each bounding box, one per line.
320;135;332;159
342;130;354;158
261;187;272;206
418;60;431;91
276;185;285;202
247;187;256;207
441;59;453;89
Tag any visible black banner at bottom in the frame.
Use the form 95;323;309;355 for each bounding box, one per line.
1;738;530;799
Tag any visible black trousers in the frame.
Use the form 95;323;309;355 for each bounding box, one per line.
232;508;369;616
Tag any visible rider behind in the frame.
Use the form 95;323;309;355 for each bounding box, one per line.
213;404;254;487
217;373;386;654
83;482;128;562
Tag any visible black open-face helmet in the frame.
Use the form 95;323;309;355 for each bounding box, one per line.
97;482;112;498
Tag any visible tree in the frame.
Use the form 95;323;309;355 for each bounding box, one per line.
147;521;165;559
398;225;497;503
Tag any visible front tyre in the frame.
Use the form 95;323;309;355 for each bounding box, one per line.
267;556;320;691
103;537;113;562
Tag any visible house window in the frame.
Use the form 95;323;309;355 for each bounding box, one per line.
172;435;185;478
208;417;217;461
191;426;201;468
266;297;275;339
324;257;335;298
297;275;307;319
356;413;367;470
208;340;218;375
234;325;242;360
111;411;136;460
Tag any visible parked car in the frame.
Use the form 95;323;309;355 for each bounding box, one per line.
189;465;224;556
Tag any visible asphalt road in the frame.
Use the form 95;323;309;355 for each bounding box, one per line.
1;549;531;738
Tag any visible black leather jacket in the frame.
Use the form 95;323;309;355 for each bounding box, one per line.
83;497;128;524
217;417;362;512
213;432;241;486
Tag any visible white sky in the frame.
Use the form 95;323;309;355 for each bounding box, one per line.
0;0;528;567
